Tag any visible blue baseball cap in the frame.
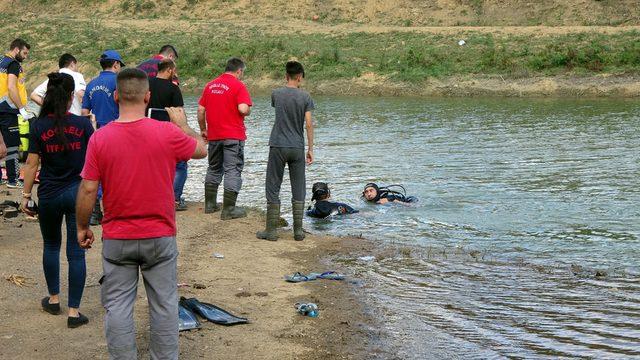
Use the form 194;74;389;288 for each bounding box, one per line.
100;50;125;66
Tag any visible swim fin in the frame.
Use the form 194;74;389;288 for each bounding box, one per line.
180;297;248;326
178;304;201;331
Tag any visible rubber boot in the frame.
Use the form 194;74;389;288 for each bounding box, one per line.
256;203;280;241
220;189;247;220
204;183;220;214
292;201;305;241
89;201;103;226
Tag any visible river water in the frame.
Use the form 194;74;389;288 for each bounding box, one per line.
182;96;640;359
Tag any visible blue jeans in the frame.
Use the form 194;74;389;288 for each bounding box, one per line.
38;182;86;308
174;161;188;201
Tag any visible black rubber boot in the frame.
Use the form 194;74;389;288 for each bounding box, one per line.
221;189;247;220
204;183;220;214
256;203;280;241
292;201;305;241
89;201;103;226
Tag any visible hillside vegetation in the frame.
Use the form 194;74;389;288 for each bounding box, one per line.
1;0;639;96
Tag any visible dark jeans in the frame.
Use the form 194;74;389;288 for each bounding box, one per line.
39;182;86;308
205;140;244;192
265;147;306;204
174;161;188;201
0;114;19;183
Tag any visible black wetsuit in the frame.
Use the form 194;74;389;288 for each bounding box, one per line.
380;193;418;203
306;200;359;218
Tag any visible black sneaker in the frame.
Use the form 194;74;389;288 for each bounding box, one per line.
41;297;61;315
175;198;188;211
67;313;89;328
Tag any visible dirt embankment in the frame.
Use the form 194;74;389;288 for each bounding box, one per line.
4;2;640;98
248;74;640;98
6;0;640;26
0;187;383;360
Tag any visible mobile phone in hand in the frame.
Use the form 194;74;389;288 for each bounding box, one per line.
148;108;170;121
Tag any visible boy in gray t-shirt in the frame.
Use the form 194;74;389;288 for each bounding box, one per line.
257;61;314;241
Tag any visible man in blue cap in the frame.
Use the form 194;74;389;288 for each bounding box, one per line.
81;50;124;225
82;50;123;128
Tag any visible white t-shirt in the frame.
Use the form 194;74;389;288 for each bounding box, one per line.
32;68;87;116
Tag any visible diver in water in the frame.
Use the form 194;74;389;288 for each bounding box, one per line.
362;183;418;205
306;182;358;218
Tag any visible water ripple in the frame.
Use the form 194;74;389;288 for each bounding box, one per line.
183;96;640;358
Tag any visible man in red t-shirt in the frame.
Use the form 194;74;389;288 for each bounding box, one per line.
197;57;252;219
75;68;206;360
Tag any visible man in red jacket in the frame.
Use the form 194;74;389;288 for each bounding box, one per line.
197;57;252;219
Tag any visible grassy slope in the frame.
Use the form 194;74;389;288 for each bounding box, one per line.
1;1;639;96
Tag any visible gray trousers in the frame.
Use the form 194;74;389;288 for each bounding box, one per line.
266;147;306;204
205;140;244;192
101;237;179;360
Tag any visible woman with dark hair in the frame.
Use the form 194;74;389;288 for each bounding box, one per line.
21;72;94;328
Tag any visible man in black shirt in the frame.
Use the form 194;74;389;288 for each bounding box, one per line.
147;59;188;210
147;59;183;120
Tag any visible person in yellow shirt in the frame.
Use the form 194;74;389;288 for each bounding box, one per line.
0;38;31;188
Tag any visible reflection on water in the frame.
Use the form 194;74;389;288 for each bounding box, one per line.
183;96;640;358
342;251;640;359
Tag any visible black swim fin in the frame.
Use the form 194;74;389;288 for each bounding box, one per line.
180;297;248;326
178;303;201;331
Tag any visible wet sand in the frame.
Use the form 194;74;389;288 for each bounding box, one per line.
0;187;383;359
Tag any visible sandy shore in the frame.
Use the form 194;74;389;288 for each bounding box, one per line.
0;187;383;360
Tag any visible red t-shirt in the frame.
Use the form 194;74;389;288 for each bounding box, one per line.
80;118;196;239
198;73;252;141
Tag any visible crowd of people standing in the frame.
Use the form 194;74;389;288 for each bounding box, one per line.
1;37;317;359
0;36;416;359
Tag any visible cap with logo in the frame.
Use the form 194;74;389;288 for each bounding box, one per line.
100;50;125;66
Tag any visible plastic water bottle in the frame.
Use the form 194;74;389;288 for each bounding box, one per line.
306;305;318;318
26;199;38;214
296;303;319;318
